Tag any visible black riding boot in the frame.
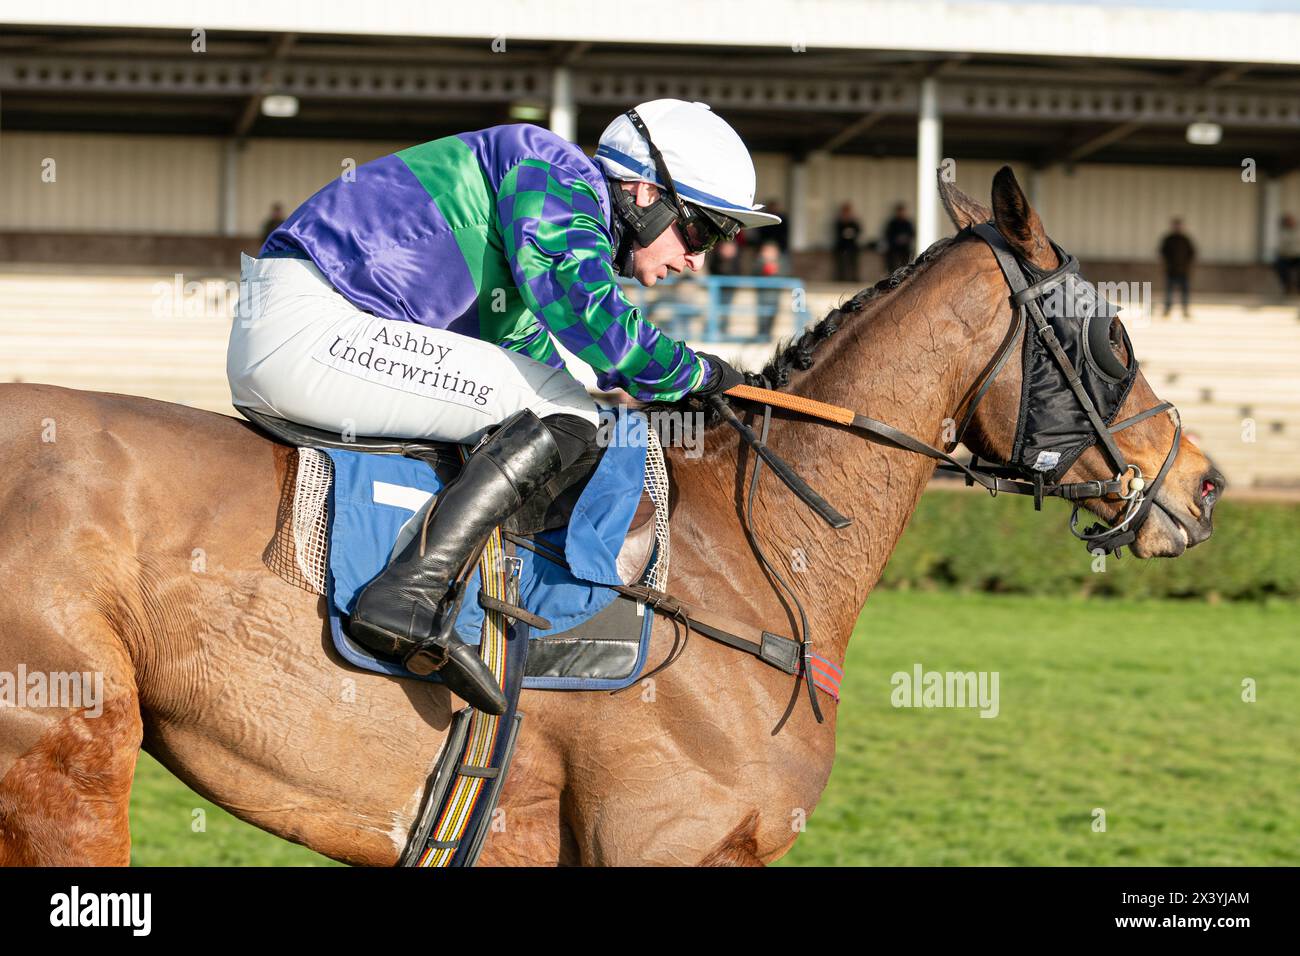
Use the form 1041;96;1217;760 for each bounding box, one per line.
348;409;563;715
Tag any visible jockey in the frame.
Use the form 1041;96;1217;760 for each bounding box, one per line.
227;99;776;714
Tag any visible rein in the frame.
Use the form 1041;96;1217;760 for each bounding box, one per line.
696;223;1183;721
715;223;1182;557
509;224;1184;725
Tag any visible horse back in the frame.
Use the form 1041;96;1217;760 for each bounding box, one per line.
0;383;286;531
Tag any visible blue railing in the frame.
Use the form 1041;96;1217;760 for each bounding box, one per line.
617;274;811;343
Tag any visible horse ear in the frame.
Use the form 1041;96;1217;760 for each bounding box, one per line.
937;175;990;231
990;166;1058;270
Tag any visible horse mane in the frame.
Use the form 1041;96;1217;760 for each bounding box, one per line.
747;234;959;391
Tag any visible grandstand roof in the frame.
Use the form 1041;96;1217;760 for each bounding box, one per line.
4;4;1300;171
12;1;1300;65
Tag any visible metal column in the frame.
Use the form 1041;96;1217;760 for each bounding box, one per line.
789;150;828;253
220;140;239;236
1259;174;1281;264
550;66;576;143
789;155;809;252
915;77;942;252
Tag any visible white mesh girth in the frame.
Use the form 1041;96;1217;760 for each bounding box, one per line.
642;426;671;592
292;448;334;595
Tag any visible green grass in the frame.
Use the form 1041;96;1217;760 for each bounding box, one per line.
129;756;337;866
778;591;1300;866
129;592;1299;866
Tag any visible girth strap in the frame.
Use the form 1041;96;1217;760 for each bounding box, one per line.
404;528;527;868
502;532;813;682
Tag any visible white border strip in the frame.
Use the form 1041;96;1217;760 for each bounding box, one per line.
6;1;1300;67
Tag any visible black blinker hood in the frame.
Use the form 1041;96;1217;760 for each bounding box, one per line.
1007;244;1139;483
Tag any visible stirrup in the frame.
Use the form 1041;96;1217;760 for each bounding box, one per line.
403;587;462;677
405;641;451;677
405;613;508;714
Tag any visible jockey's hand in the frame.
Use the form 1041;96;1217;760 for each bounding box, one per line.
591;386;641;409
692;352;745;399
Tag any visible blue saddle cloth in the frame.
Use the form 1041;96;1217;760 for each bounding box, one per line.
324;408;657;690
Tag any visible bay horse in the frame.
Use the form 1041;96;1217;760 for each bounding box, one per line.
0;169;1219;866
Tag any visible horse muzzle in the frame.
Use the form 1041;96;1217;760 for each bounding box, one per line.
1130;465;1224;558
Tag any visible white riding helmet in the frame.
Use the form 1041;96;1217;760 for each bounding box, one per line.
595;99;781;229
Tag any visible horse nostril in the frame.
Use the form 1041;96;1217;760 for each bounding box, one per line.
1200;468;1225;509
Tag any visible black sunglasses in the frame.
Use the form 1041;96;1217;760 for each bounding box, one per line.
677;204;743;255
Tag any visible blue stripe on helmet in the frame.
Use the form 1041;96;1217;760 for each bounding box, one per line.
595;144;752;214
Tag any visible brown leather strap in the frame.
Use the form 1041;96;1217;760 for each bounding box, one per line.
503;533;804;677
477;592;552;630
723;384;855;426
612;583;802;675
708;395;850;530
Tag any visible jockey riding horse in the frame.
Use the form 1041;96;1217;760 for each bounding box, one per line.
226;99;770;714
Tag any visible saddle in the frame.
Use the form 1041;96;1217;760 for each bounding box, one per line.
239;406;659;585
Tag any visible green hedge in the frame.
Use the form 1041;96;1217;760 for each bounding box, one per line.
878;485;1299;600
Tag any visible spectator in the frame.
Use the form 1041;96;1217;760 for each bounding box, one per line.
753;239;784;339
708;239;744;335
882;202;916;274
1158;217;1196;319
832;202;862;283
259;202;286;248
764;199;790;253
1276;213;1300;296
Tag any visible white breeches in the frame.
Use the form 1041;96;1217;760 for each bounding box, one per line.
226;253;599;444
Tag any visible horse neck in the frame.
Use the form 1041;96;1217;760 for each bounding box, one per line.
682;246;990;669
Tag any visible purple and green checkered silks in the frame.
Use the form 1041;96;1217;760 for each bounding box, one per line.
261;124;707;402
496;158;706;401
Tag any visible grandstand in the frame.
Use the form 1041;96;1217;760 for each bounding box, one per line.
2;3;1298;490
2;265;1296;490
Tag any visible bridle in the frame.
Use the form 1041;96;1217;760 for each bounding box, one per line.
940;222;1183;557
715;221;1183;559
708;221;1185;719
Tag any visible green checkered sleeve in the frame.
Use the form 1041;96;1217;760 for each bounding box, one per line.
495;158;708;401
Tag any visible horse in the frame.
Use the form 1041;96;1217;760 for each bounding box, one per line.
0;168;1221;866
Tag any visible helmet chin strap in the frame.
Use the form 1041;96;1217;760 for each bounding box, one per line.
608;176;676;278
607;197;637;278
616;240;637;279
605;108;689;278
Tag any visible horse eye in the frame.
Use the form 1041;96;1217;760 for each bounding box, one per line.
1109;317;1127;359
